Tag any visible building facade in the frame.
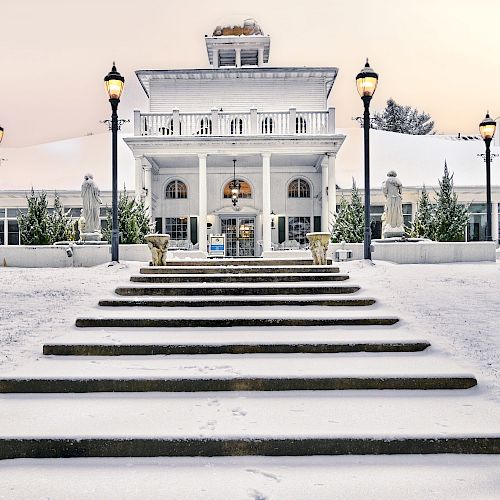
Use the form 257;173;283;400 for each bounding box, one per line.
124;20;344;256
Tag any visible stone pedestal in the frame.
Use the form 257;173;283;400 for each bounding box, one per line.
306;232;331;265
145;234;170;266
80;232;102;242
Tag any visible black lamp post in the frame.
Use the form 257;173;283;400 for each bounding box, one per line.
479;112;497;241
104;63;125;262
356;59;378;260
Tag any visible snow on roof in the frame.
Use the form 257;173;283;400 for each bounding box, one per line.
0;133;135;191
335;128;500;189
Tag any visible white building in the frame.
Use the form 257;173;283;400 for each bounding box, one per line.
0;19;499;249
124;20;343;256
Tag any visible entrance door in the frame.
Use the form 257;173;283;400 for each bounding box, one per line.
220;217;255;257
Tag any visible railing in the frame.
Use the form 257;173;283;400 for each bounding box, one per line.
135;107;335;137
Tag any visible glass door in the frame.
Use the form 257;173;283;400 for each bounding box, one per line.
220;216;255;257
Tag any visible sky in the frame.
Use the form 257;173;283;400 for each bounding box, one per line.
1;0;499;147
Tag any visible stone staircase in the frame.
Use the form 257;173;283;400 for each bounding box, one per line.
1;258;499;459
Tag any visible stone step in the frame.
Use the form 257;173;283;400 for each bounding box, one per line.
98;297;376;307
141;265;340;274
130;273;350;284
43;341;430;356
74;317;399;328
160;259;332;266
115;283;361;296
1;353;475;393
1;392;497;458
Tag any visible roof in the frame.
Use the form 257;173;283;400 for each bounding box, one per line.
0;133;135;191
135;67;338;98
335;128;500;189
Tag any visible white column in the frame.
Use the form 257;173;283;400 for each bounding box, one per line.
258;47;264;66
198;154;208;253
262;153;272;252
321;159;329;231
213;48;219;69
134;156;143;202
235;47;241;67
492;201;499;243
327;153;337;231
143;163;152;222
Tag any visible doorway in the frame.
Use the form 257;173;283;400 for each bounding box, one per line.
220;217;255;257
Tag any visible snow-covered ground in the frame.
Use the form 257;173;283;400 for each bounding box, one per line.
0;260;499;499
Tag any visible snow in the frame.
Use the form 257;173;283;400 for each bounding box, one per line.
1;259;500;498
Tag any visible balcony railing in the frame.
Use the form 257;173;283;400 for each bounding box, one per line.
134;107;335;137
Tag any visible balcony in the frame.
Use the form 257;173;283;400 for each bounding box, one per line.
134;108;335;138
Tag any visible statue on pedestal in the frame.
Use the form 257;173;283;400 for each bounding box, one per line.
382;170;405;238
80;173;102;241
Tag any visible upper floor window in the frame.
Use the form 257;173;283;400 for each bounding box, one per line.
261;117;273;134
197;118;212;135
223;179;252;199
296;116;307;134
230;118;244;135
165;180;188;199
288;178;311;198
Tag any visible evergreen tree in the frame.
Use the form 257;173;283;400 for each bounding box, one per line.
409;186;435;239
103;188;154;244
49;193;75;243
17;189;51;245
372;98;434;135
331;180;365;243
433;162;469;242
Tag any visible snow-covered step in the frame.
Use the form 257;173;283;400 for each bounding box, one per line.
129;273;350;284
74;316;399;328
140;265;340;274
98;296;376;308
115;283;360;296
0;391;497;458
158;258;332;266
0;354;476;392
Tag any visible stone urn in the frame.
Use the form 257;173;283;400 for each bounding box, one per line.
306;232;331;265
145;234;170;266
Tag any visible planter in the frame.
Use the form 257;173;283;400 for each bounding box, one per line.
306;232;331;265
145;234;170;266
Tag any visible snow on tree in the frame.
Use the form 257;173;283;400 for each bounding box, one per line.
49;193;75;243
18;190;75;244
433;162;469;242
409;186;435;239
372;98;434;135
331;180;364;243
103;188;154;244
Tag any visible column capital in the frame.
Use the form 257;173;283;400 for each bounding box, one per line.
143;163;152;172
261;152;272;160
326;152;336;158
198;153;208;160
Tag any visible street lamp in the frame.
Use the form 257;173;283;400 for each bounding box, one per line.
104;63;125;262
356;59;378;259
479;112;496;241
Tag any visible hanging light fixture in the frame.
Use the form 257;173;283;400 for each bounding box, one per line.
231;159;240;207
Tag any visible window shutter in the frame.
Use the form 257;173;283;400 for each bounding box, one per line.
278;216;286;243
190;217;198;245
314;216;321;232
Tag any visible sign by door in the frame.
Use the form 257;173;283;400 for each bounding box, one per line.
209;234;226;257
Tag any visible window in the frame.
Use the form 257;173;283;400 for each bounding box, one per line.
165;180;188;199
288;216;311;245
230;118;243;135
261;117;273;134
296;116;307;134
288;178;311;198
224;180;252;199
0;221;3;245
165;217;188;240
198;118;212;135
8;220;19;245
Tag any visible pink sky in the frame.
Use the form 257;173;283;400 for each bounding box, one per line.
1;0;498;147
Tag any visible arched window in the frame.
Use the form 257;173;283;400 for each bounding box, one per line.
198;118;212;135
296;116;307;134
288;178;311;198
261;117;273;134
230;118;243;135
223;179;252;199
165;180;188;199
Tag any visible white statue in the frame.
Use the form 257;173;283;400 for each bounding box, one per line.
81;173;102;234
382;170;405;238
